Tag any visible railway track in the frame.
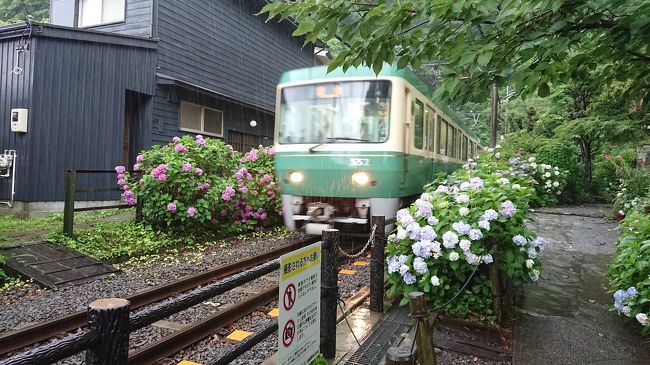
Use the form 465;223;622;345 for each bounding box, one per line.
0;236;319;357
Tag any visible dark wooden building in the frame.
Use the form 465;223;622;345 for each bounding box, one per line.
0;0;317;214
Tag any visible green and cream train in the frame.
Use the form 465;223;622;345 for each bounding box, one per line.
273;64;481;234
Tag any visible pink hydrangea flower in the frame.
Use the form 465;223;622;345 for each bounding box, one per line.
117;173;125;179
500;200;517;217
195;168;203;176
122;185;129;191
265;146;275;156
115;166;126;174
199;183;210;191
117;179;126;186
211;218;218;224
167;203;177;212
260;213;267;220
221;209;228;217
187;207;197;217
172;136;181;142
136;154;145;163
175;144;188;153
182;162;192;172
133;164;140;171
158;174;167;182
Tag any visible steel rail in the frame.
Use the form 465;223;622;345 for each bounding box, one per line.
127;286;278;365
0;236;317;356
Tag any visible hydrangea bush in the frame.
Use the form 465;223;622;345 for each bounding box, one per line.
115;135;281;235
608;209;650;335
385;146;557;319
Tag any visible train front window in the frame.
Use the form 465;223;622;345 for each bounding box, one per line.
279;81;391;144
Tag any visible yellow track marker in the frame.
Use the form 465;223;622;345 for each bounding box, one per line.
177;361;202;365
352;261;369;266
226;329;253;342
268;308;279;317
339;269;357;275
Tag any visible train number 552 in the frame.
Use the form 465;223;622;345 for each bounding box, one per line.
349;158;370;166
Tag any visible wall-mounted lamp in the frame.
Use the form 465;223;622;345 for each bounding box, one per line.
250;120;257;128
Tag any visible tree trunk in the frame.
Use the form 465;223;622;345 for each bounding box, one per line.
579;139;593;181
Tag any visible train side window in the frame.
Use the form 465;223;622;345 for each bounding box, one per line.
438;118;447;155
463;136;469;161
414;99;424;149
447;124;455;158
425;108;435;151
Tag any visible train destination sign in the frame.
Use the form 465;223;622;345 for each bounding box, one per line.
278;242;321;365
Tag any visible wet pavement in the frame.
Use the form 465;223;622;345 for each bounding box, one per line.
513;205;649;365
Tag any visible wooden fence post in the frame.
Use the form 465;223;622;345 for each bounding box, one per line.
135;198;143;222
86;298;130;365
321;229;339;359
409;292;437;365
63;169;76;237
370;215;385;313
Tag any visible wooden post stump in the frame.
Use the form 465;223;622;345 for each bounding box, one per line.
320;229;339;359
386;346;414;365
86;298;130;365
409;292;437;365
63;169;76;237
370;215;385;313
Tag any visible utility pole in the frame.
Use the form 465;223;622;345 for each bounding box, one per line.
490;84;499;148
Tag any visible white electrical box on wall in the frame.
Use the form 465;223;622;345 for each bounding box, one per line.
10;108;28;133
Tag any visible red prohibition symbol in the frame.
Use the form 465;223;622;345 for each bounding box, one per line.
282;319;295;348
283;283;296;311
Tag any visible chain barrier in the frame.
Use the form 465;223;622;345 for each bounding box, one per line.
338;224;378;259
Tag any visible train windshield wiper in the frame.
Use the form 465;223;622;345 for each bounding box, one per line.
309;137;370;152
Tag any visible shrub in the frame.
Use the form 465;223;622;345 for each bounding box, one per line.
608;210;650;335
536;142;585;203
613;166;650;215
384;146;557;320
116;135;281;236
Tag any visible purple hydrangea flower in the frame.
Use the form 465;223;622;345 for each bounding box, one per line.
413;257;428;274
468;229;483;241
167;203;177;212
478;220;490;231
452;221;471;235
412;240;432;259
415;199;433;218
500;200;517;218
187;207;197;217
195;168;203;176
482;209;499;221
427;216;439;226
133;164;140;171
199;183;210;191
403;272;416;285
136;154;144;163
419;225;437;241
182;162;192;172
513;235;527;246
172;136;181;142
115;166;126;174
469;177;484;189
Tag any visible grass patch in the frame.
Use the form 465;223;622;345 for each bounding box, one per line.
46;221;189;261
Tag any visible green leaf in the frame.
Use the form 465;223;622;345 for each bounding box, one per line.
293;22;314;37
538;83;550;97
477;51;493;67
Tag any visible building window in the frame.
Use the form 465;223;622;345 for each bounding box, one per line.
79;0;125;27
180;101;224;137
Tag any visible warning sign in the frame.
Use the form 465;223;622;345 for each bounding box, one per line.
278;242;321;365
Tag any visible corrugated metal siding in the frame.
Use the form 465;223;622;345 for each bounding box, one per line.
156;0;315;112
0;33;157;202
152;85;274;148
85;0;153;38
0;35;35;204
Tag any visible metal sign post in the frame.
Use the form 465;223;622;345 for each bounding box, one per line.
278;242;321;365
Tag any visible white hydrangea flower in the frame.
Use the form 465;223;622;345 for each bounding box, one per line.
554;166;559;170
396;227;408;240
622;306;632;317
387;234;397;242
421;192;433;201
636;313;648;326
530;162;538;169
430;276;440;286
495;152;501;159
526;259;535;269
449;252;459;261
497;177;510;185
530;269;540;282
459;207;469;216
455;194;470;204
495;144;502;149
544;172;551;178
512;184;521;190
528;157;536;163
553;181;560;187
554;171;560;176
487;148;494;153
459;239;471;252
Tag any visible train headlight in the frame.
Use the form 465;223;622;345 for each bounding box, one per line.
352;171;370;185
288;171;304;183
